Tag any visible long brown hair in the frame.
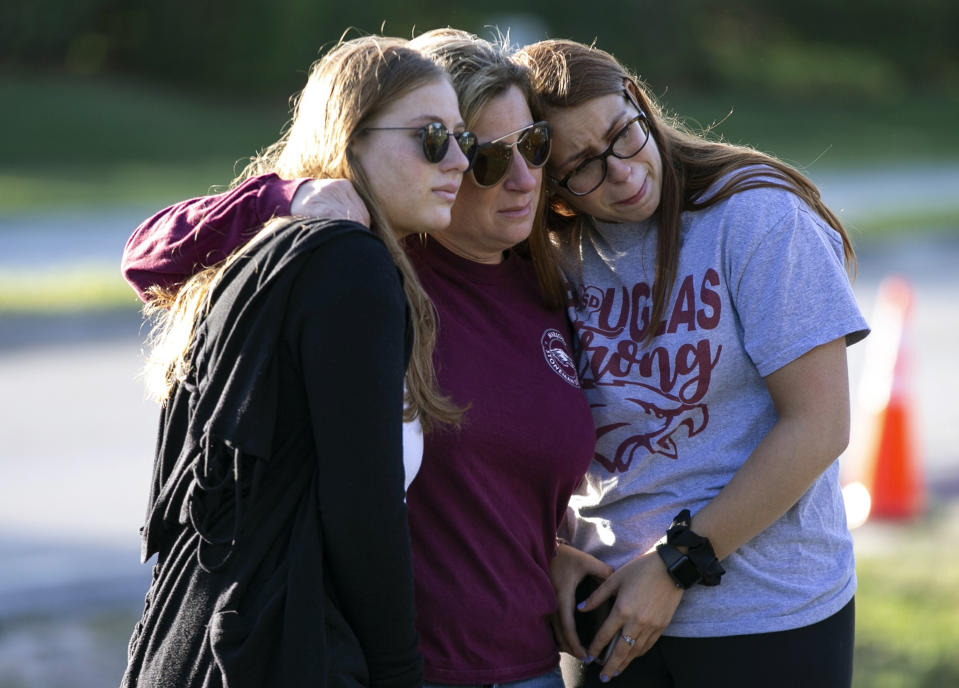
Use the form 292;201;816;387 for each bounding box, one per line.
146;35;462;431
515;39;856;334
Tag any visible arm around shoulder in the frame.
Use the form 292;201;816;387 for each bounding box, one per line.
121;173;306;300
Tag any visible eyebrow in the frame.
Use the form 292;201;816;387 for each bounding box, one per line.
556;110;631;170
412;114;467;130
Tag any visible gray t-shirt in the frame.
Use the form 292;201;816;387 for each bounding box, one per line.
561;178;870;637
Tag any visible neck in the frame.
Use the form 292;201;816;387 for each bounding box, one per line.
430;233;504;265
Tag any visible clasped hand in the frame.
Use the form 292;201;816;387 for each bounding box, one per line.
551;544;684;680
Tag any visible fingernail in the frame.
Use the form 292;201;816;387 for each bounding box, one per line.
584;655;594;665
576;601;586;610
600;674;610;683
613;672;620;677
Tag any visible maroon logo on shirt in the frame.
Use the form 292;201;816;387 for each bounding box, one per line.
541;329;580;387
590;384;709;472
574;269;723;472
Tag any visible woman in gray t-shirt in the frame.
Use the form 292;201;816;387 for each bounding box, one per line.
516;39;868;688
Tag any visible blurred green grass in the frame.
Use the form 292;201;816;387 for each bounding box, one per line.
663;89;959;169
3;72;959;212
852;508;959;687
0;72;287;212
0;265;139;313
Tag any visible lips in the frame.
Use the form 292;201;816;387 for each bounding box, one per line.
615;177;648;206
433;183;460;203
499;201;532;218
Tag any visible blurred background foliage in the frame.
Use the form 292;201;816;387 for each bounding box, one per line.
2;0;958;213
4;0;957;99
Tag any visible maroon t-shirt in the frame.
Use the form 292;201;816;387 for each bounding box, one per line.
405;238;595;684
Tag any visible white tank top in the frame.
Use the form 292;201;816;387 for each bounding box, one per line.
401;416;423;493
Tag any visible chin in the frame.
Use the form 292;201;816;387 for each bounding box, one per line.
420;211;452;235
509;227;534;246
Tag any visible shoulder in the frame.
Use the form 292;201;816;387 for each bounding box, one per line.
284;227;407;347
701;165;806;215
294;221;399;292
281;217;381;249
693;166;831;245
681;168;852;286
253;217;386;269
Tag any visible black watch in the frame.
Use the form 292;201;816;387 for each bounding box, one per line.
656;542;702;589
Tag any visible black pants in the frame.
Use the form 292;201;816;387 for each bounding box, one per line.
562;597;854;688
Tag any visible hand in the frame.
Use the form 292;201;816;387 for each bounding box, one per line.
578;550;684;680
291;179;370;227
549;543;614;659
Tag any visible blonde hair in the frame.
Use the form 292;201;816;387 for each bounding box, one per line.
408;28;561;309
515;39;856;332
145;35;461;431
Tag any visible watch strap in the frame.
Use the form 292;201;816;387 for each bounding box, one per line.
656;542;701;589
662;509;726;587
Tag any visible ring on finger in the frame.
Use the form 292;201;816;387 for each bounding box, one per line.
621;633;636;647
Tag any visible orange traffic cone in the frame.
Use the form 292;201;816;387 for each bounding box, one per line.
858;276;923;520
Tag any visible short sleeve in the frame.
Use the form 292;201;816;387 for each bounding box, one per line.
728;195;870;377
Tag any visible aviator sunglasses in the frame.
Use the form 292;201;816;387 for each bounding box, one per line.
364;122;478;167
470;121;552;188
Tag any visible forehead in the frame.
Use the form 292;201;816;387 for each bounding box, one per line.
471;85;534;141
369;78;463;127
546;92;628;160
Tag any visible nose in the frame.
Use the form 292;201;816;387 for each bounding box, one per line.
606;155;632;183
440;138;471;174
503;146;537;192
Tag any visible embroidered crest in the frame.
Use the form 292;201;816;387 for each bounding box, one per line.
541;329;580;387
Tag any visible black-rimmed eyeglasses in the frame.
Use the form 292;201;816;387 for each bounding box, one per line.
363;122;478;168
549;91;650;196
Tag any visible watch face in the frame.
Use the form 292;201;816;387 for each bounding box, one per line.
669;555;702;589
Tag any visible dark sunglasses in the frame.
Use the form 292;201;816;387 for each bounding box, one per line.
364;122;478;166
470;121;552;188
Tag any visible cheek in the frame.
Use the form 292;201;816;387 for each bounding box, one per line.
377;192;409;227
647;141;664;180
452;181;488;215
530;167;545;194
565;193;605;217
360;156;393;197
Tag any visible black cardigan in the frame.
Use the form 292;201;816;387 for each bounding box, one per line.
122;219;422;687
